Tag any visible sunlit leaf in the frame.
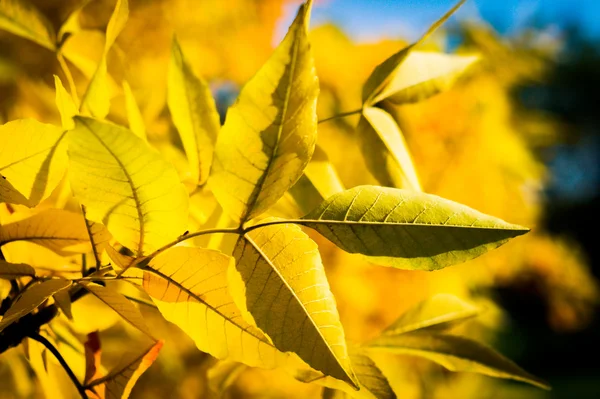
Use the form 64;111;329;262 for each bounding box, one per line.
67;117;189;255
87;340;163;399
142;246;290;369
357;107;421;190
232;221;357;387
0;119;68;207
80;282;153;338
81;209;112;267
0;259;35;279
80;0;129;118
0;278;71;332
300;186;529;270
57;0;92;42
362;0;466;105
377;52;479;105
54;75;78;130
366;332;550;389
122;81;146;140
210;0;319;223
168;36;220;186
381;294;479;335
0;0;56;50
0;209;90;254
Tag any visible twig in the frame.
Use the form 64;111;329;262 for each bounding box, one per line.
28;332;88;398
318;108;362;124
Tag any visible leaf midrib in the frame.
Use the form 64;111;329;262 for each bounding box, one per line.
240;21;302;223
78;118;145;255
244;232;354;385
142;266;274;346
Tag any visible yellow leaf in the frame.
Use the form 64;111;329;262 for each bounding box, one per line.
358;107;421;190
381;294;479;335
297;348;396;399
122;81;146;140
366;332;550;390
53;289;73;320
54;75;78;130
142;246;290;369
87;340;163;399
168;36;220;186
0;119;68;207
232;221;357;387
0;0;56;50
210;0;319;223
0;278;71;331
80;0;129;118
0;259;35;279
0;209;90;254
67;117;189;255
80;282;153;338
362;0;466;106
376;52;479;105
300;185;529;270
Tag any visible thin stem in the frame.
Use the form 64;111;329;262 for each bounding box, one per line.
243;219;306;234
81;205;101;271
74;276;141;282
141;227;243;262
28;332;88;398
57;54;80;106
318;108;362;124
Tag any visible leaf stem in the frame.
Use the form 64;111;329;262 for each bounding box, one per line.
140;227;243;263
28;332;88;399
318;108;362;124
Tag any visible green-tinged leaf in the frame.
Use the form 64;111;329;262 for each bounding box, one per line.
0;119;68;207
53;289;73;319
362;0;467;105
0;0;56;50
122;81;146;140
0;209;90;254
210;1;319;223
0;278;71;331
297;348;395;399
54;75;78;130
168;36;220;186
80;282;153;338
232;221;357;387
381;294;479;335
80;0;128;119
300;186;529;271
67;117;189;255
142;246;290;369
378;52;479;105
207;360;248;395
358;107;421;190
366;332;550;389
87;340;163;399
0;260;35;279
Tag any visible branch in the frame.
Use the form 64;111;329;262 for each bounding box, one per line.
28;332;88;399
318;108;362;124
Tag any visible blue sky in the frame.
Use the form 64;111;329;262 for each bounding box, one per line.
278;0;600;42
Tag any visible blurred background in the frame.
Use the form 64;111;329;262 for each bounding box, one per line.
0;0;598;398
